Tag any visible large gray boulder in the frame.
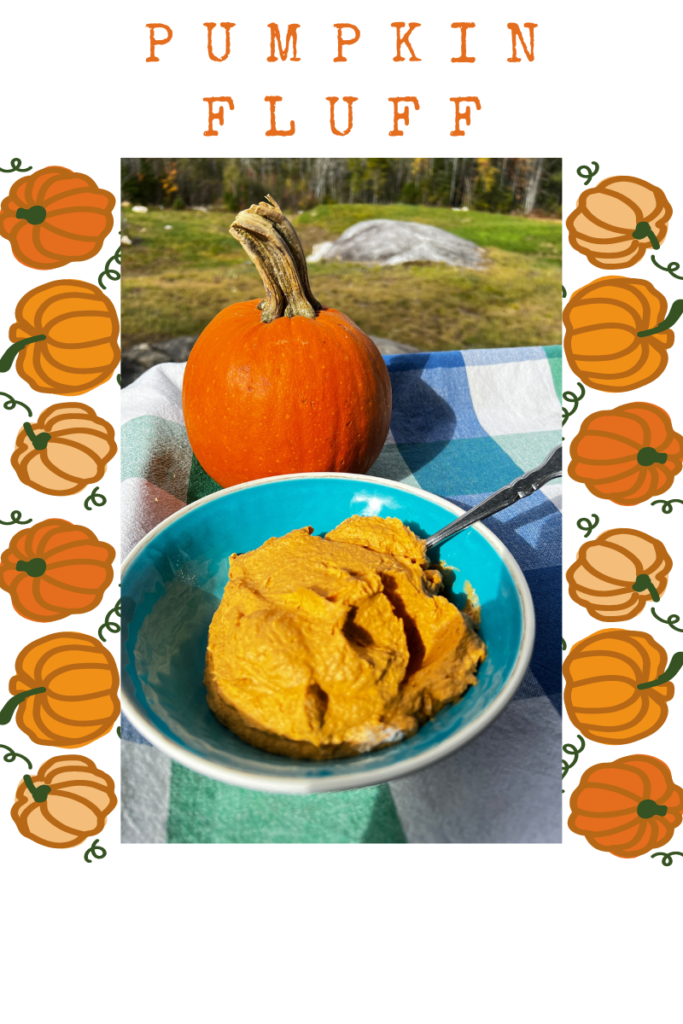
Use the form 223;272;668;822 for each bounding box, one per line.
309;219;485;269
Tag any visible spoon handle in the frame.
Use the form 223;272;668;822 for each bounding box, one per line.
425;444;562;551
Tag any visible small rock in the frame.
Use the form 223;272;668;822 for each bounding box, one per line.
121;235;133;246
131;205;148;213
164;225;173;230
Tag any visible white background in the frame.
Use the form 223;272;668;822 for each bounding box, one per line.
1;2;682;1021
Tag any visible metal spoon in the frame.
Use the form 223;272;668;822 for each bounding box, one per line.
424;444;562;552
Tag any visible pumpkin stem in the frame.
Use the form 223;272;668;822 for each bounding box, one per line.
16;205;46;225
15;557;46;578
0;335;46;373
23;774;51;803
0;687;47;725
637;798;668;819
637;447;668;467
229;197;321;324
638;651;683;689
637;298;683;338
632;221;660;250
632;574;660;603
23;421;51;451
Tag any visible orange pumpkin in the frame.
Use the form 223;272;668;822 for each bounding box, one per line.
568;402;683;505
0;166;115;270
3;279;120;395
563;629;676;744
0;518;115;622
11;402;117;495
566;176;672;269
568;754;683;857
9;632;120;747
566;528;672;621
564;277;674;392
182;197;392;488
11;754;117;848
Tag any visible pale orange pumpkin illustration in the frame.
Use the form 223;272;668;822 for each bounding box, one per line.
9;632;120;747
11;402;117;495
1;279;120;395
568;754;683;857
566;176;672;269
563;629;677;744
568;402;683;505
563;277;675;392
11;754;117;848
0;166;115;270
566;528;672;621
0;518;115;622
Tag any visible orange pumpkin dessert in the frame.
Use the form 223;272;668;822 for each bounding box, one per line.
183;197;392;488
205;516;486;759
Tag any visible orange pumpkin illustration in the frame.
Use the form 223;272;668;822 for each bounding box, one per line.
566;176;672;269
0;166;115;270
568;402;683;505
564;277;675;392
11;754;117;848
9;632;120;747
1;279;120;395
0;518;115;622
568;754;683;858
563;629;678;744
11;402;117;495
566;528;672;621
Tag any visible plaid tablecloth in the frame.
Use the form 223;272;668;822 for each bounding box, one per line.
121;346;562;843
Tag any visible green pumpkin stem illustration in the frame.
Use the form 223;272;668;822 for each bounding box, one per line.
0;335;46;373
638;651;683;690
637;447;668;467
632;573;660;603
15;557;46;577
23;774;50;803
16;205;46;225
632;221;660;250
23;421;51;451
637;799;668;819
0;687;46;725
637;299;683;338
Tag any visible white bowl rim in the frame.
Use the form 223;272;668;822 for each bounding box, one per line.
121;470;537;794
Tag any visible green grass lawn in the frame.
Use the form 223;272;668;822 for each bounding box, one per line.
121;204;561;351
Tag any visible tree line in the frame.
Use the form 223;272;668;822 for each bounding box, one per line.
121;157;561;217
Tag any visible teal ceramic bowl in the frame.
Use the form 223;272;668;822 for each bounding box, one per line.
121;473;535;793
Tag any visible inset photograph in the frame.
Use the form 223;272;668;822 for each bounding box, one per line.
120;158;562;844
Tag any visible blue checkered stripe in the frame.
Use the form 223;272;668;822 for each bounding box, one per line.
371;346;562;713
